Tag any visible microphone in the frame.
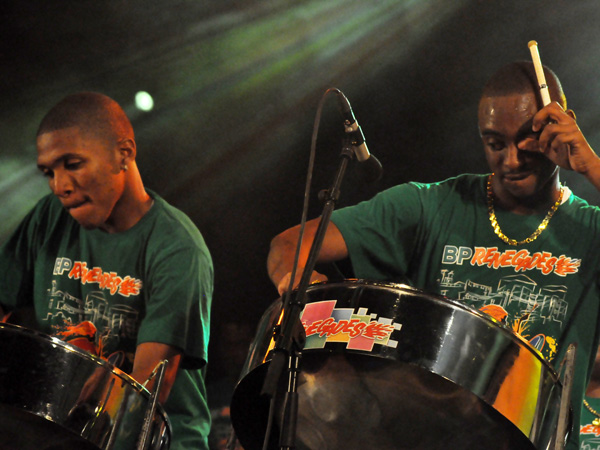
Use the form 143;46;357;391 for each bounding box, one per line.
335;90;383;183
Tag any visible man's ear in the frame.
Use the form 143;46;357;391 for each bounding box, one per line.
566;109;577;121
118;138;136;165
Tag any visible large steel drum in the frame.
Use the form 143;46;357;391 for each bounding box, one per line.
230;280;564;450
0;323;170;450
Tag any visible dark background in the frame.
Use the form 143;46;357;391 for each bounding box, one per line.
2;0;600;441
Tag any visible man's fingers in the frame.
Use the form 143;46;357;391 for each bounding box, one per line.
517;137;540;153
277;273;292;296
277;271;329;296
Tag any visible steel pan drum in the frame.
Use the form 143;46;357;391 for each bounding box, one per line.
0;323;170;450
230;280;563;450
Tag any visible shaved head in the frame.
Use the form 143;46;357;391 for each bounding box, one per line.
37;92;134;145
481;61;566;110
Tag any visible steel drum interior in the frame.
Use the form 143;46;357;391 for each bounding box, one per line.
0;323;170;450
230;280;563;450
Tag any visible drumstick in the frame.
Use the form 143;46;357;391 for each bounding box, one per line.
528;40;552;106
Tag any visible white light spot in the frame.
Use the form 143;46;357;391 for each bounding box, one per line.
135;91;154;112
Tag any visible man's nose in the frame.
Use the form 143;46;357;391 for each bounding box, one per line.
503;144;522;170
51;170;73;197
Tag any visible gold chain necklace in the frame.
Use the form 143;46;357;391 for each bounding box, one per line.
487;174;564;246
584;399;600;426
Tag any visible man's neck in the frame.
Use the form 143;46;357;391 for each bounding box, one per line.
101;169;153;233
492;175;562;216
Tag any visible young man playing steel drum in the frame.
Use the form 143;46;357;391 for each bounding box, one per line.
0;92;213;450
267;61;600;449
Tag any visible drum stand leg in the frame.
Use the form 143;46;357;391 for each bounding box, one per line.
138;359;169;450
553;342;577;450
279;349;302;450
259;126;354;449
260;324;305;450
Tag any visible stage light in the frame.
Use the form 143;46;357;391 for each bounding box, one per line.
135;91;154;112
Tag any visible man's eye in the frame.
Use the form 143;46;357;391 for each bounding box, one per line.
40;169;53;178
486;141;505;151
65;161;82;170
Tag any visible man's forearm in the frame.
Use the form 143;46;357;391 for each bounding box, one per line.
267;218;349;293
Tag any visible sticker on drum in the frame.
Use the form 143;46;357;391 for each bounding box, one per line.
230;280;563;450
0;323;171;450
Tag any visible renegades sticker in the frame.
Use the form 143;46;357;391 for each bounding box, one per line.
300;300;402;351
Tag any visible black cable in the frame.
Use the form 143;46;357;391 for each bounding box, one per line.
261;87;340;450
283;87;340;298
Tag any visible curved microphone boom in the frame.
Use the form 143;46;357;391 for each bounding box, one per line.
336;90;383;183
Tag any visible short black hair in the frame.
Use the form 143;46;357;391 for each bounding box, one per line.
37;92;134;143
481;61;566;109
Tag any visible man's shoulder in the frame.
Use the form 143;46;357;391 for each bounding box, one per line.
563;190;600;219
401;173;486;204
151;194;198;231
145;192;211;254
568;190;600;208
409;173;485;189
340;173;485;212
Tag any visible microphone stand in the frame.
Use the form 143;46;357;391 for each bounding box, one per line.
260;136;355;449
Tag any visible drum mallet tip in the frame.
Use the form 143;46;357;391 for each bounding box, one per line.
527;40;552;106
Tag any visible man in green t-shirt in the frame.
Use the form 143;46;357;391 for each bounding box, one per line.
267;62;600;449
0;92;213;449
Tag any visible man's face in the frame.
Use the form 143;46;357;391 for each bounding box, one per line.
478;91;557;200
37;126;125;230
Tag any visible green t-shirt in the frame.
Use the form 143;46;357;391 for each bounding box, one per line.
332;173;600;449
580;396;600;449
0;190;213;450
